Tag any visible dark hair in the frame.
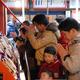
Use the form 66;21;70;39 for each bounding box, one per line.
19;20;30;34
58;17;80;31
14;36;25;42
44;46;56;55
22;20;30;26
41;69;53;77
19;28;27;34
32;14;49;26
20;20;30;28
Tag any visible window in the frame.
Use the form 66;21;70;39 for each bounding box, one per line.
35;0;42;5
34;0;65;8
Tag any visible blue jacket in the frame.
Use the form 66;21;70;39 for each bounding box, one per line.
7;21;19;38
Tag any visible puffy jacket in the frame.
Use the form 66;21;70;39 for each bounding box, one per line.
7;21;19;38
28;30;57;65
62;33;80;80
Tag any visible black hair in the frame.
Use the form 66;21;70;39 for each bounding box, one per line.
22;20;30;26
14;36;25;42
20;20;30;27
19;20;31;34
58;17;80;31
32;14;49;26
44;46;56;55
41;69;53;77
19;27;27;34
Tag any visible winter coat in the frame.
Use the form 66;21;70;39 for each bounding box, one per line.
28;30;57;65
39;60;65;79
62;33;80;80
7;21;19;38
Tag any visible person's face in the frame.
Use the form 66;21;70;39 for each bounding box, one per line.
19;31;26;39
20;24;27;29
60;31;70;44
40;72;53;80
44;53;55;63
34;23;46;32
60;29;75;42
12;17;16;23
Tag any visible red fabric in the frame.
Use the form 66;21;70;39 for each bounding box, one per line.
58;32;69;49
0;61;15;80
39;60;64;79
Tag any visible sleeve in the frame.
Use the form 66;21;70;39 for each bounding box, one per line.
61;43;80;74
15;27;19;36
28;31;57;49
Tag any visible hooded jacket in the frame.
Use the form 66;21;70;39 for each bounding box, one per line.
7;21;19;38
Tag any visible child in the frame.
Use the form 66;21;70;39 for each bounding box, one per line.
38;46;65;79
40;70;53;80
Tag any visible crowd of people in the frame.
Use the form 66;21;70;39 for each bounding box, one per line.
7;14;80;80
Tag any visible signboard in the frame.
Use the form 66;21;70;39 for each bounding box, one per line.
33;0;66;8
65;10;71;18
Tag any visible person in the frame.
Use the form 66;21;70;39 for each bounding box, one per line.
19;20;31;39
19;20;37;80
6;16;19;47
26;14;57;66
7;15;19;38
57;17;80;80
40;70;53;80
38;46;65;79
14;36;28;80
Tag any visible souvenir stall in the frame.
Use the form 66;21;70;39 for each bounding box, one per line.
0;0;30;79
0;34;20;80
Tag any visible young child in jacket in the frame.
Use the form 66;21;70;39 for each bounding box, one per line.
40;70;53;80
38;46;65;79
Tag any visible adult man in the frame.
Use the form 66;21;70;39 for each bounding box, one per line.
26;14;57;65
57;17;80;80
19;20;36;80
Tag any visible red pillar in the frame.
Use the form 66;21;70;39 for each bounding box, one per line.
0;2;6;35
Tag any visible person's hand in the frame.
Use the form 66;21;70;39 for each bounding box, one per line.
28;24;35;33
56;43;68;57
10;32;17;38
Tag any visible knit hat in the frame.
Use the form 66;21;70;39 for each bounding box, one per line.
44;46;56;55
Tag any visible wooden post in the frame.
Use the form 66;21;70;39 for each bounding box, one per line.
0;2;6;35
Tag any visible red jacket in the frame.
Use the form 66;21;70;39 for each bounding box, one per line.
39;60;65;79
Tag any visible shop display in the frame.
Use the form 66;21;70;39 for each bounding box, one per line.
0;35;20;80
